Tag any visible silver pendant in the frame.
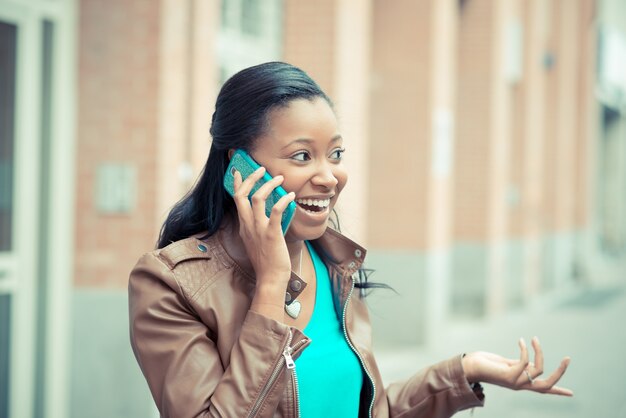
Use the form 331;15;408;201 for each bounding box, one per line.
285;300;301;319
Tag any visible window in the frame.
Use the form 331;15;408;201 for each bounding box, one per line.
218;0;283;83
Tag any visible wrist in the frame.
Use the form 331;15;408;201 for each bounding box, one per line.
253;281;287;306
249;302;285;323
256;271;291;289
251;283;287;323
461;353;477;383
462;354;485;401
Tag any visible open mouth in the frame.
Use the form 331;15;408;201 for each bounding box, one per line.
296;198;331;213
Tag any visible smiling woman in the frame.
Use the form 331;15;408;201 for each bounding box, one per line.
128;62;572;418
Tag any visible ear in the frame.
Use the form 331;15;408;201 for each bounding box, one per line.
227;149;235;160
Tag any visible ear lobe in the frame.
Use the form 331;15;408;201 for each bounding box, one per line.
227;149;235;160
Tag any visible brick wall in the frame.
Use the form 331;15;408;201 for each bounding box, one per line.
368;0;433;249
283;0;337;96
75;0;217;288
74;0;598;291
454;0;497;241
75;0;160;287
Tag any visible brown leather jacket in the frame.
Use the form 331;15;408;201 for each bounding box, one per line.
129;226;483;417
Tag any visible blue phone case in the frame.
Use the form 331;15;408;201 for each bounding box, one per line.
223;149;296;234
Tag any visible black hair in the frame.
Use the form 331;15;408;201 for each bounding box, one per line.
157;61;387;294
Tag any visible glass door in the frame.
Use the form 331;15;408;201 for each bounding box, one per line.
0;4;41;417
0;19;19;418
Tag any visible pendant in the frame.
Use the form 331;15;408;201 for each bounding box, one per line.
285;300;302;319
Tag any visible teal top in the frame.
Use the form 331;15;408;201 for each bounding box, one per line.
294;241;363;417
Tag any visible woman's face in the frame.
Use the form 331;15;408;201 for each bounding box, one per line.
250;97;347;242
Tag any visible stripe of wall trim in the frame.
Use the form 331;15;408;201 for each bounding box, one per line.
366;250;427;348
451;243;488;317
70;289;153;418
542;231;579;291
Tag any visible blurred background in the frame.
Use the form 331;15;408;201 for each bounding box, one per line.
1;0;625;417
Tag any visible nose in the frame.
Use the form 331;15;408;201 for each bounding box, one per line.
312;161;339;190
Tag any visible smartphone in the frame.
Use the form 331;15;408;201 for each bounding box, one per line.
223;149;296;234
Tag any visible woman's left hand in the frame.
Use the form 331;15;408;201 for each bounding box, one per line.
462;337;573;396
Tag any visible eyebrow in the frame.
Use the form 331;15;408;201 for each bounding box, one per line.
281;135;343;149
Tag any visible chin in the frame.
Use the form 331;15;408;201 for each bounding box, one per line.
284;221;328;242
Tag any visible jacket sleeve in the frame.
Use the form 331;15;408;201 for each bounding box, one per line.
349;294;482;418
128;252;303;418
383;354;484;417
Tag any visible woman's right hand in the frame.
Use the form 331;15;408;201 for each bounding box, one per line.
232;167;296;319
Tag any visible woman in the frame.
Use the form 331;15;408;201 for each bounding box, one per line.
129;62;572;417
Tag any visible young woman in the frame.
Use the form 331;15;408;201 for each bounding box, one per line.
128;62;572;417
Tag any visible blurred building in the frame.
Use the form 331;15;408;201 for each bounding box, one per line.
0;0;624;417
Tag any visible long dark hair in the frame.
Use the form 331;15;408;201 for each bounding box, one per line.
157;62;385;294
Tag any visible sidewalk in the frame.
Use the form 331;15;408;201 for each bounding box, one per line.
374;279;626;418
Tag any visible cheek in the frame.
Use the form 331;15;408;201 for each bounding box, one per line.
334;166;348;194
279;172;307;194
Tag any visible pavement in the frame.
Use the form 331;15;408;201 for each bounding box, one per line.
374;278;626;418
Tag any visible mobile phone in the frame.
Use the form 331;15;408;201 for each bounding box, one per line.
223;149;296;234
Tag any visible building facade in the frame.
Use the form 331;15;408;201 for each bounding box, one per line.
0;0;624;417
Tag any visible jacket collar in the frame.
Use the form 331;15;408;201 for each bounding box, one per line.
155;222;369;308
313;227;367;276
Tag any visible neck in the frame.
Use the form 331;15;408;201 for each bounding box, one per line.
286;240;306;259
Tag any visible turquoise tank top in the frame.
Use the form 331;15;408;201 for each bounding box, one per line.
294;241;363;417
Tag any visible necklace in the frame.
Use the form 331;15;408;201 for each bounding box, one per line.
284;246;304;319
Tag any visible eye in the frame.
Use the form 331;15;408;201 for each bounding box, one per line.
291;151;311;162
329;147;345;160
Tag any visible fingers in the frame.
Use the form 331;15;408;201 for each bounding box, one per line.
232;167;266;224
519;338;530;367
250;174;286;222
232;170;252;226
531;336;544;378
268;192;296;231
514;337;548;387
233;166;266;196
534;357;571;390
232;166;293;235
523;356;573;397
512;338;530;382
544;385;574;397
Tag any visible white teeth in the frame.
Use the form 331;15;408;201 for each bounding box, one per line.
296;198;331;208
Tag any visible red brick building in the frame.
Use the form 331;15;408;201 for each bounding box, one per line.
1;0;624;416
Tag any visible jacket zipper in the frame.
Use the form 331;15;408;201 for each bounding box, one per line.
342;274;376;418
247;329;307;418
289;338;307;418
247;330;294;418
290;353;301;417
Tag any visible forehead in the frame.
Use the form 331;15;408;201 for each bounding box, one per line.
259;97;339;148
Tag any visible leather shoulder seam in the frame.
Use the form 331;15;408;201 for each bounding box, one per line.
157;237;214;269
